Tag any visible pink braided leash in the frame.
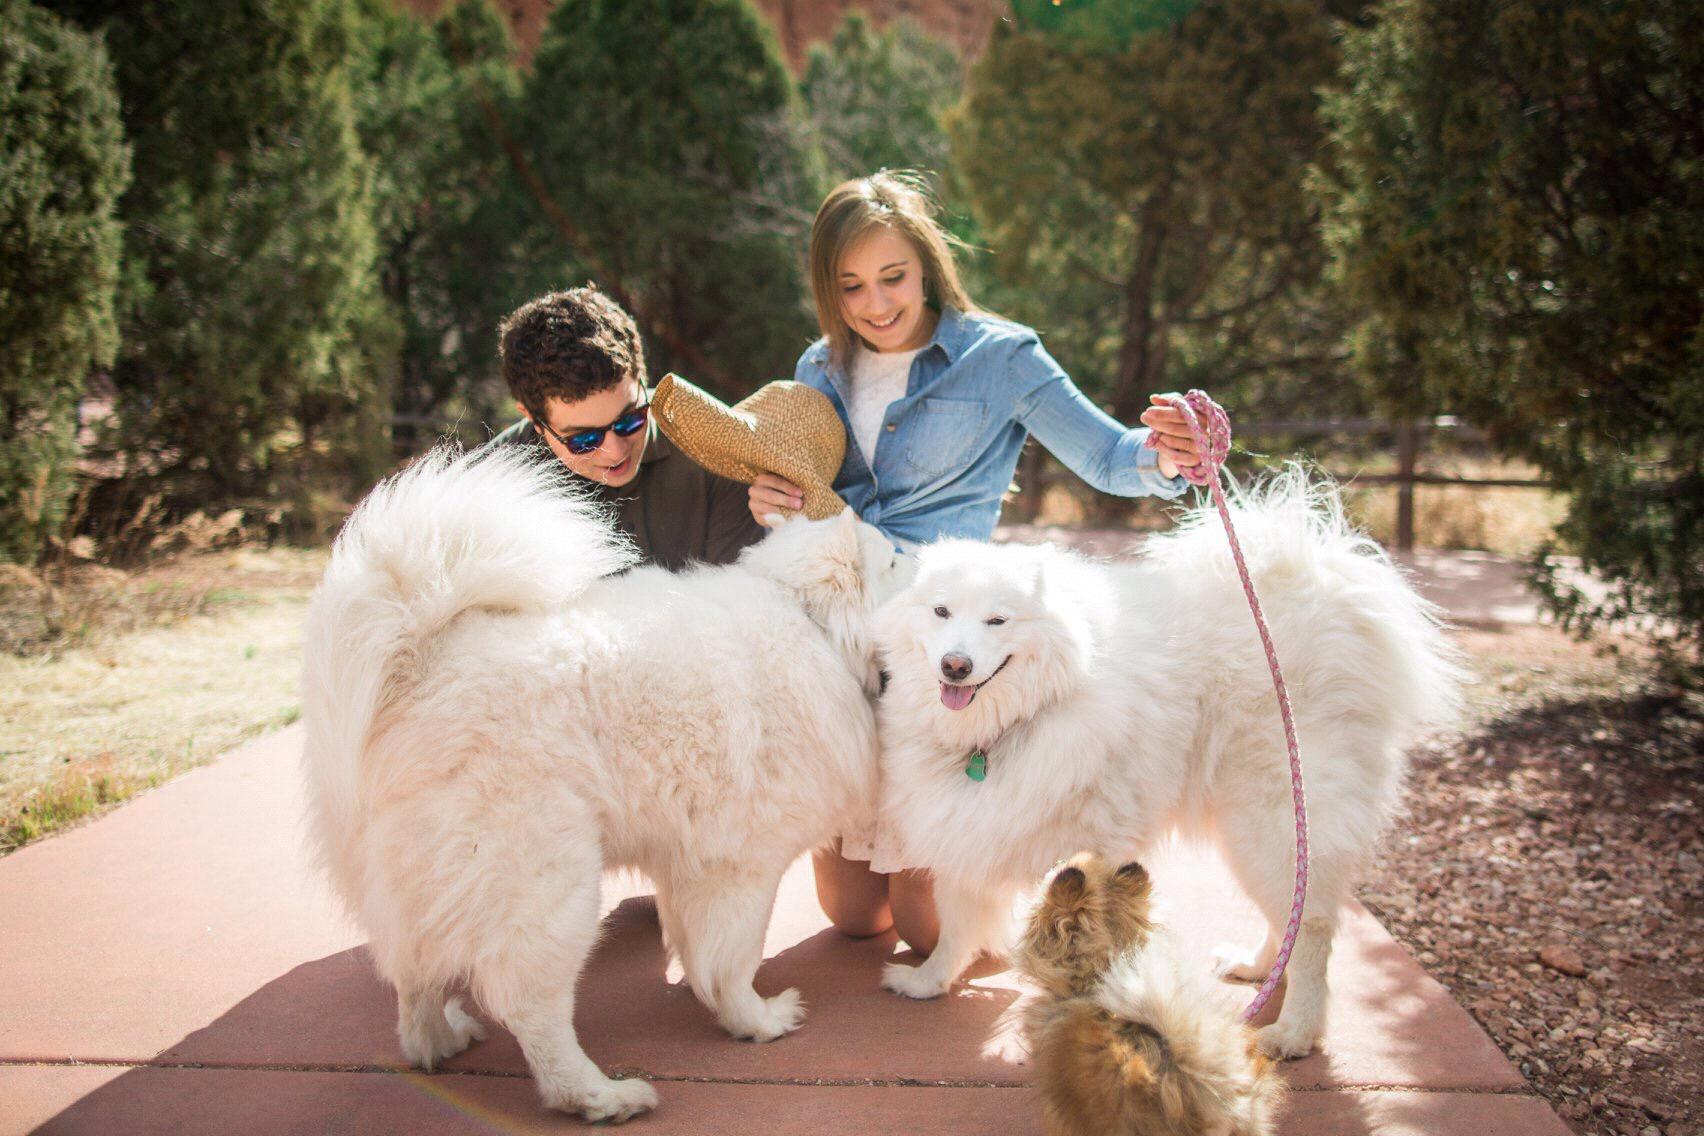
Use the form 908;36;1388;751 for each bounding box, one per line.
1148;391;1309;1022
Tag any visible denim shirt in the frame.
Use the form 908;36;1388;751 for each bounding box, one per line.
794;307;1186;548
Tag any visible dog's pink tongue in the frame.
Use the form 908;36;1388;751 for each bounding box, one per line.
940;682;976;711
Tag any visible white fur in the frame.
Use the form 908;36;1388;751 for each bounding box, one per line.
302;447;903;1121
873;471;1463;1057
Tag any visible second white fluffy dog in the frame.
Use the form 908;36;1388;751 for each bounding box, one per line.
874;474;1462;1059
302;448;903;1122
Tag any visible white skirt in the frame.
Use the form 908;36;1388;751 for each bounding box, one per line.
838;818;912;876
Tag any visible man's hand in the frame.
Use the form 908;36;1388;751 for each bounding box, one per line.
1139;393;1204;480
749;472;805;527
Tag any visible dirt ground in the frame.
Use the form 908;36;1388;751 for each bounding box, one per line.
1365;624;1702;1136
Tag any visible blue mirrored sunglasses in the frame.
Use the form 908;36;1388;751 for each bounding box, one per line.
536;394;650;456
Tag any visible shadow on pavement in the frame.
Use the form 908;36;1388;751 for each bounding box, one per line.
32;894;1030;1134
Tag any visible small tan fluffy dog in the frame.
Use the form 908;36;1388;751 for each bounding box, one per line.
1016;853;1284;1136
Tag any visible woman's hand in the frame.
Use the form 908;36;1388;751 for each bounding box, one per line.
1139;393;1204;480
748;473;806;526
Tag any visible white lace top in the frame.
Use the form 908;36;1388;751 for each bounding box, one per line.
847;346;920;466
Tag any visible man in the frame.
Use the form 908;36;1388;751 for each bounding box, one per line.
484;286;765;570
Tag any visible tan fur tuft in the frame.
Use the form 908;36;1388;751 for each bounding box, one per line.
1016;852;1285;1136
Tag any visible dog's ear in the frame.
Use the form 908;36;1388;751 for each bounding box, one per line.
1046;865;1089;908
1035;866;1095;948
1112;860;1151;894
1038;865;1093;939
1016;546;1099;711
1022;547;1051;599
1106;860;1154;947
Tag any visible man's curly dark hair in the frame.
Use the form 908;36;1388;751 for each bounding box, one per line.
498;286;648;418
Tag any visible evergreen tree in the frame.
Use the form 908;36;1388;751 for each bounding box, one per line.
1319;0;1704;667
0;0;129;561
800;14;961;183
948;1;1351;423
47;0;385;502
352;0;529;442
516;0;819;398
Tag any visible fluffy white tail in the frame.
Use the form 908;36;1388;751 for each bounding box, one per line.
1151;465;1464;734
300;446;636;897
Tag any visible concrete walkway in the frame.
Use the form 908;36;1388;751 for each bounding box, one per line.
0;722;1570;1134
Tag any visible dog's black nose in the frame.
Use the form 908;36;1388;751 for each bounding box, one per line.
941;653;973;682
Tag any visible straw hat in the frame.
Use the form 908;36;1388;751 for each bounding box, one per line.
651;373;849;521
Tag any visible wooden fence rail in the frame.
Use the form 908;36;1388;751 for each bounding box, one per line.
1012;416;1556;552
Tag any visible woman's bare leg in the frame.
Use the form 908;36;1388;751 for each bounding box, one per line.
811;841;894;938
889;870;939;956
811;844;941;954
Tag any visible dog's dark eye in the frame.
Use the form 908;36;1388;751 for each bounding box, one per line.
933;605;950;619
985;616;1007;626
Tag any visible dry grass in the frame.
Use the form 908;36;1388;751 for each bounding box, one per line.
0;546;325;853
1342;481;1569;560
1308;453;1568;556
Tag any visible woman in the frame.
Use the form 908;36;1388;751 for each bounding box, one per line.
749;172;1204;953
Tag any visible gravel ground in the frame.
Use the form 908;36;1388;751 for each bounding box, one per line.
1365;626;1702;1136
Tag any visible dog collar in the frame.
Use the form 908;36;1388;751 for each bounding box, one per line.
954;655;1013;783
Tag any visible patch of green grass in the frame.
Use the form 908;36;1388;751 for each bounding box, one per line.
0;701;303;854
0;764;165;852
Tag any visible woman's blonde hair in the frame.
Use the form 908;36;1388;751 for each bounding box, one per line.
808;171;976;368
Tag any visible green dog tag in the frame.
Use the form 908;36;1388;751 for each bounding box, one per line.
966;751;987;782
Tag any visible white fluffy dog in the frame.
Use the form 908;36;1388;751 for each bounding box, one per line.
873;474;1461;1059
302;447;903;1122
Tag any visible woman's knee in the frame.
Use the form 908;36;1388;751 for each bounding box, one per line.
889;870;940;956
811;846;894;938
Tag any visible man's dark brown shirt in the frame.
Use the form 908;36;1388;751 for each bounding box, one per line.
482;419;764;571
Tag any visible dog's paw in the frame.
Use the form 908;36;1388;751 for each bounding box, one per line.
1256;1018;1320;1060
882;961;951;1000
979;1006;1032;1065
443;997;488;1047
555;1076;658;1124
401;998;487;1070
1213;941;1272;984
727;987;806;1043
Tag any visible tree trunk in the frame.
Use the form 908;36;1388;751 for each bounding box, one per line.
1395;417;1418;552
1113;197;1171;424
